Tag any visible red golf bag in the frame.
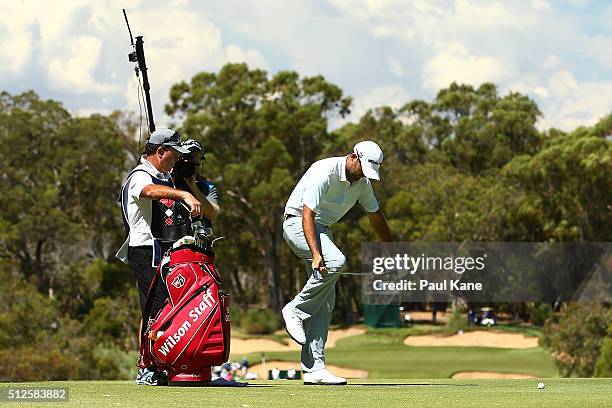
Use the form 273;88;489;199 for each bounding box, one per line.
139;244;231;384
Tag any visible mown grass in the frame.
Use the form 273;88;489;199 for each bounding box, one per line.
235;325;557;378
1;378;610;408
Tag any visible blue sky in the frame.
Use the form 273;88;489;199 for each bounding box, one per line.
1;0;611;131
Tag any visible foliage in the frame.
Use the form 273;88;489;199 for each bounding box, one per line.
92;344;139;380
239;308;282;335
165;64;352;311
0;92;139;381
1;67;611;380
530;303;553;327
446;308;468;334
595;335;612;377
540;303;611;377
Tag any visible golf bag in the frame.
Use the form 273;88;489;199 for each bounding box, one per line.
139;244;231;383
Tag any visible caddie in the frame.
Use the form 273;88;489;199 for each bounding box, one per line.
116;128;202;385
282;141;392;385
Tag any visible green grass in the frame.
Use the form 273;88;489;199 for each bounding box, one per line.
1;379;610;408
235;326;557;378
488;324;543;338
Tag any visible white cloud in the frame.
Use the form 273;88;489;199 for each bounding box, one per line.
355;84;410;116
582;36;612;69
547;70;579;97
538;71;612;130
47;35;120;94
0;2;37;75
540;54;562;70
1;0;610;134
533;86;549;98
423;44;511;91
73;107;113;117
330;84;410;130
0;1;273;128
226;44;269;70
389;59;405;78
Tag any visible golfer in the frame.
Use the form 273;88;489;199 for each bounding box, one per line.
282;141;392;385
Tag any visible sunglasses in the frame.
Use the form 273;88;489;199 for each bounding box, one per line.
355;150;380;166
162;131;181;144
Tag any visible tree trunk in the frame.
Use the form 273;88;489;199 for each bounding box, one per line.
34;239;47;293
231;267;247;307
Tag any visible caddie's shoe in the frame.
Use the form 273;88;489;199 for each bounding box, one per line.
303;369;347;385
135;367;168;386
282;304;306;345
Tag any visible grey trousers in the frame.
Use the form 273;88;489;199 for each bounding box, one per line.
282;217;345;372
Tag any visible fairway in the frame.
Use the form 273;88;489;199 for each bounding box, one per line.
1;379;611;408
234;326;558;378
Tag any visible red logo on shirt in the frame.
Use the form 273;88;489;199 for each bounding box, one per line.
160;199;175;207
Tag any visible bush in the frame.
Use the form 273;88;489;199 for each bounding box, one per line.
92;344;139;380
541;303;611;377
82;293;140;350
239;308;281;335
446;308;467;334
531;303;553;326
594;325;612;377
0;346;79;381
229;304;245;326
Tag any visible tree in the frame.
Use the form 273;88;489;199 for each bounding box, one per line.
400;82;542;175
0;91;135;311
503;115;612;242
541;303;611;377
165;63;351;310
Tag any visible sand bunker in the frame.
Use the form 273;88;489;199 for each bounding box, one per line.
231;338;300;354
452;371;536;379
249;360;367;379
231;327;366;355
404;330;539;349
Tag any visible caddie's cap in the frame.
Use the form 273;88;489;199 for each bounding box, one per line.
148;128;189;154
182;139;203;153
354;140;384;180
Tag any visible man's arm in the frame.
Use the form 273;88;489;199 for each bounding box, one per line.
141;184;202;217
366;209;393;242
185;178;220;221
302;205;326;273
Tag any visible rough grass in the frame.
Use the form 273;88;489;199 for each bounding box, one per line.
1;379;610;408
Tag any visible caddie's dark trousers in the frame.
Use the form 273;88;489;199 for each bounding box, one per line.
128;246;169;332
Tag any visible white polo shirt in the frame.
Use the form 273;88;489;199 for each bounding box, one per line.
284;156;379;226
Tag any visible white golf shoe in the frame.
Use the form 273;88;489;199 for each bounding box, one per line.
303;369;347;385
282;305;306;345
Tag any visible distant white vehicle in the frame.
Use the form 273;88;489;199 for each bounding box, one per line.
480;307;496;327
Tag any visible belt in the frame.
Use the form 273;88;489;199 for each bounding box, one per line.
284;214;298;221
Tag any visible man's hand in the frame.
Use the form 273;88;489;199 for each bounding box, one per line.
303;205;326;273
312;253;327;273
182;192;202;217
181;177;220;221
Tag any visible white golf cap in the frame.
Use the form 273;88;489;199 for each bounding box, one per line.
354;140;383;180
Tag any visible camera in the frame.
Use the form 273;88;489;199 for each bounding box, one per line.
172;155;196;179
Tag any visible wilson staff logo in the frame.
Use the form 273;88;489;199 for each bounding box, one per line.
171;274;186;289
